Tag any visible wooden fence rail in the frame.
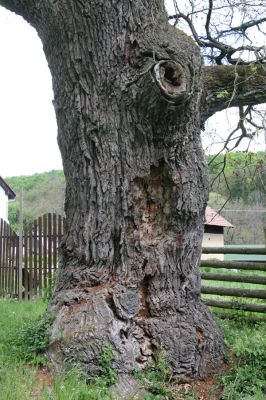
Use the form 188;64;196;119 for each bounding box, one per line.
200;260;266;271
201;246;266;318
202;246;266;255
204;299;266;314
201;272;266;285
201;286;266;299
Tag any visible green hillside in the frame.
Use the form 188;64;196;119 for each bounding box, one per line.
6;170;65;232
5;151;266;243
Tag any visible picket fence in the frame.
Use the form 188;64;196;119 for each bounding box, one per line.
0;214;65;299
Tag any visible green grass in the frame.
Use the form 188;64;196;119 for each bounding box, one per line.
0;298;265;399
39;368;114;400
0;298;115;399
0;298;47;363
0;364;36;400
216;317;266;400
0;298;47;400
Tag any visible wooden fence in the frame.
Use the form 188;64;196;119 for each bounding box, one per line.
201;246;266;318
0;213;65;299
0;219;19;297
1;220;266;314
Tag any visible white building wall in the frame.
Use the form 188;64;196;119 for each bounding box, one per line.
201;232;224;261
0;186;8;221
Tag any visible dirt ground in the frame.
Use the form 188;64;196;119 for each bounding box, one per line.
33;363;229;400
32;368;53;399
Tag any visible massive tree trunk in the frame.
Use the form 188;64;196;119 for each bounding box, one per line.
1;0;228;377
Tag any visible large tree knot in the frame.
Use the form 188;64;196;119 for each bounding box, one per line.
153;60;189;104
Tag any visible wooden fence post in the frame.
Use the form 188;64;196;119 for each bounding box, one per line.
18;187;23;301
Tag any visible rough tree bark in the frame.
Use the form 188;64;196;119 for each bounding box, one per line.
1;0;266;378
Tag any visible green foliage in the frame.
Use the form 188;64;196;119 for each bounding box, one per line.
136;347;175;400
207;151;266;244
42;273;58;302
12;312;55;365
0;299;47;399
207;152;266;205
216;89;229;99
97;343;117;386
6;170;65;232
0;298;47;362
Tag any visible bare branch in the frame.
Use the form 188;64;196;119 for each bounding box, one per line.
218;17;266;35
169;0;266;66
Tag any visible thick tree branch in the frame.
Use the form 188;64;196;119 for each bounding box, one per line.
0;0;46;23
202;64;266;122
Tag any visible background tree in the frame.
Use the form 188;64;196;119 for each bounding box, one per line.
0;0;265;379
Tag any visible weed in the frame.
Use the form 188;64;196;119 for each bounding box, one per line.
12;312;55;365
136;347;175;400
40;343;117;399
42;276;57;302
97;342;117;385
40;366;114;400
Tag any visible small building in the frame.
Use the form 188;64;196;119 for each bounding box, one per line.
0;176;16;222
202;206;234;260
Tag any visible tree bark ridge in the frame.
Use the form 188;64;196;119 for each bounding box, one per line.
0;0;48;23
0;0;224;378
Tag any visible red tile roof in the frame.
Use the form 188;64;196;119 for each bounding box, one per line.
205;206;234;228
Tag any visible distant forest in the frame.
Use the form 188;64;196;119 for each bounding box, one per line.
5;151;266;244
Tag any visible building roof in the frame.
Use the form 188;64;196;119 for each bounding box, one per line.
205;206;234;228
0;176;16;200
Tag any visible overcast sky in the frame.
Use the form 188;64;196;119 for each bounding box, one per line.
0;5;264;179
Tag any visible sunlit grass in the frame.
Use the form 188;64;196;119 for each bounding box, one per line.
0;298;46;400
0;297;265;399
0;298;114;399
